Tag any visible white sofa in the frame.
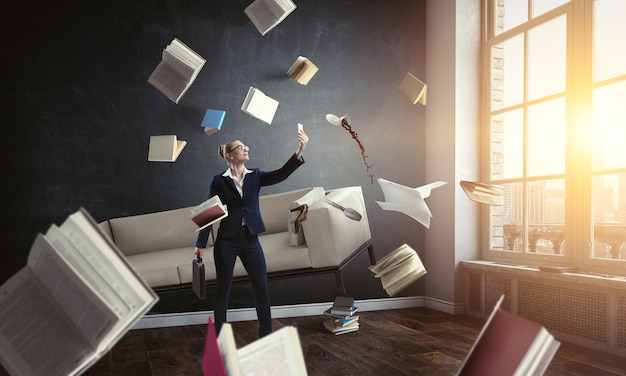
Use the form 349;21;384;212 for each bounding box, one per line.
98;186;374;293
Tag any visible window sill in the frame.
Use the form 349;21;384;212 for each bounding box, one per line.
461;260;626;291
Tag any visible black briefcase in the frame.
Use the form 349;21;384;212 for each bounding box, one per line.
192;257;206;300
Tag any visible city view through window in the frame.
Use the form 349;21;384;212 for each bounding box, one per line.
485;0;626;270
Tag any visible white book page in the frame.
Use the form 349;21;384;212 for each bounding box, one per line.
191;195;223;216
238;326;307;375
383;267;427;296
147;60;189;103
256;95;279;124
0;254;94;376
161;48;196;80
167;38;206;73
246;88;266;116
245;0;284;35
29;234;118;348
46;225;131;318
217;323;243;376
58;210;156;353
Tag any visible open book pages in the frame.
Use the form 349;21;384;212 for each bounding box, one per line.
456;295;561;376
460;180;504;206
287;56;319;85
0;208;157;376
215;323;241;376
369;243;427;297
216;323;308;376
244;0;297;36
191;195;228;231
147;38;206;103
147;135;187;162
398;72;427;105
241;86;279;124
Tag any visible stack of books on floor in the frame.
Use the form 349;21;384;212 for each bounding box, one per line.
323;296;360;335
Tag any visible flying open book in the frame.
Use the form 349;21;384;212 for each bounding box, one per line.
241;86;279;124
369;243;427;296
398;72;427;106
147;135;187;162
147;38;206;103
244;0;297;36
0;208;158;376
191;195;228;231
287;56;319;85
460;180;504;206
456;295;561;376
207;321;308;376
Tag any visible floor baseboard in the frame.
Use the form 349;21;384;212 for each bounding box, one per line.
133;296;426;330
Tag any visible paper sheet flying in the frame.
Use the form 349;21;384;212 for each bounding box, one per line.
376;178;447;229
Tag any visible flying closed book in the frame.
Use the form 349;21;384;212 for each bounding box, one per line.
244;0;297;36
398;72;427;106
460;180;504;206
201;109;226;137
287;56;319;85
241;86;279;124
191;195;228;231
147;135;187;162
147;38;205;104
369;243;427;297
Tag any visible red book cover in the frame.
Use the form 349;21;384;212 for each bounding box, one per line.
192;205;226;227
202;316;226;376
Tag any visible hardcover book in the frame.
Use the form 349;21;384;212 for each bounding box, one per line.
398;72;427;105
456;295;561;376
369;243;427;297
244;0;297;36
147;135;187;162
460;180;504;206
241;86;279;124
201;109;226;137
0;208;158;376
147;38;205;103
287;56;319;85
191;195;229;231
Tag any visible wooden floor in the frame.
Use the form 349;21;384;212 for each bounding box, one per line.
3;307;626;375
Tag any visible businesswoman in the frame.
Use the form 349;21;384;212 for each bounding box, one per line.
195;129;308;337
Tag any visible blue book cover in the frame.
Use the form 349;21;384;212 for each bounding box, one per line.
201;109;226;136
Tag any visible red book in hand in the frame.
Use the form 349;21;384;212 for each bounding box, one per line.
191;195;228;231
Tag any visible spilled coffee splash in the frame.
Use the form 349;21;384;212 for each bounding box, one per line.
341;118;374;185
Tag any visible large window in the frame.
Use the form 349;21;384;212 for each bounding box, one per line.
484;0;626;276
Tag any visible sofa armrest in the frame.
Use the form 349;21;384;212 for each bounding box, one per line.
303;186;372;268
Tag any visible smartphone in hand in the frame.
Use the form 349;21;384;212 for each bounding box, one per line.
297;123;304;132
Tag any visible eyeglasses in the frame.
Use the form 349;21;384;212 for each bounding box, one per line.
228;145;249;152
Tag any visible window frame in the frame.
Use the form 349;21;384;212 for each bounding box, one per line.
481;0;626;277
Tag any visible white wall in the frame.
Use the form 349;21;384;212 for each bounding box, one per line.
424;0;481;313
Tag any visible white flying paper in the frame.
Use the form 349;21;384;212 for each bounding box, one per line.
376;178;447;229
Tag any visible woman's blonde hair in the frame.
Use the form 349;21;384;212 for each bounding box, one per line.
218;140;239;164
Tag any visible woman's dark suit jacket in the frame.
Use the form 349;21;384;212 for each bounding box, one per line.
195;154;304;248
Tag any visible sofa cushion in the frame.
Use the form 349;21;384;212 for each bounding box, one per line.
288;187;326;246
177;232;311;284
107;207;201;256
259;187;321;234
125;247;192;287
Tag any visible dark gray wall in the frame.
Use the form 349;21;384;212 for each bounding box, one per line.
1;0;427;312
